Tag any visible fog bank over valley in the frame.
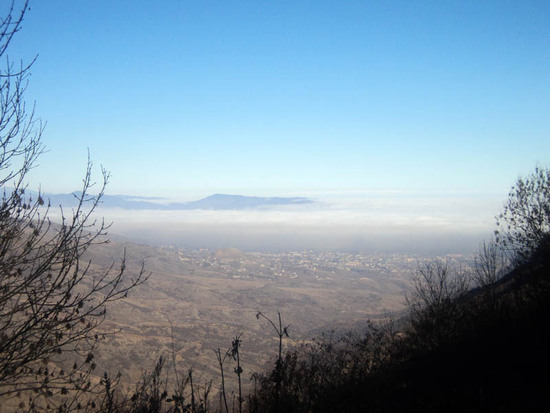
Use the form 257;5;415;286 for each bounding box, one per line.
89;191;501;254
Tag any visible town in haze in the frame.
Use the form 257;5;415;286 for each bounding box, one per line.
173;246;466;284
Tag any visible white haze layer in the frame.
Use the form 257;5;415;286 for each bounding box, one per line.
75;192;503;255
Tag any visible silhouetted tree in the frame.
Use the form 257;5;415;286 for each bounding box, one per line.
472;238;507;289
0;1;147;408
406;260;470;347
496;166;550;262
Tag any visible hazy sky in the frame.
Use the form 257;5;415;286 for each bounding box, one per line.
8;0;550;200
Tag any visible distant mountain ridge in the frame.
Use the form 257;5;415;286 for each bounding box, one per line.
185;193;313;210
14;190;314;211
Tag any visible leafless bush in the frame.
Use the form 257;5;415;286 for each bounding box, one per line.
0;2;148;409
406;260;471;347
472;238;508;289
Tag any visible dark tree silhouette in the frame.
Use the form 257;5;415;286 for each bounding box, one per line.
0;1;147;408
496;166;550;262
406;260;470;348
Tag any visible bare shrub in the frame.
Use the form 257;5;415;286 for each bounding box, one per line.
472;238;508;289
0;2;147;408
406;260;470;347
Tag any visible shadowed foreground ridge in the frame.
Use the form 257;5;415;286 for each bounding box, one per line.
248;238;550;412
386;239;550;412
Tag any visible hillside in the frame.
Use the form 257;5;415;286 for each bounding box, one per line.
78;239;416;390
77;237;550;412
376;243;549;411
248;240;550;412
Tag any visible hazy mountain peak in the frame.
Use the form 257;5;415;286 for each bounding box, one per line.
25;191;314;211
185;194;314;210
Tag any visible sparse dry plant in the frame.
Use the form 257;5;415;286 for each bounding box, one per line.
214;347;230;413
230;334;243;413
255;311;290;412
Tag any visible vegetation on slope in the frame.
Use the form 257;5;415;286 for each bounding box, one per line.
249;241;550;412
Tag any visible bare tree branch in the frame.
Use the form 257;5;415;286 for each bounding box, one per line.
0;2;148;409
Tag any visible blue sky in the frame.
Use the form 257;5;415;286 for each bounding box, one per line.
8;0;550;200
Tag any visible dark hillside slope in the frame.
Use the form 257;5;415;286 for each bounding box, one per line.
387;298;548;409
253;241;550;412
357;242;550;411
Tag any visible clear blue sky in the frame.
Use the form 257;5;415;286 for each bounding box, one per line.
8;0;550;200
